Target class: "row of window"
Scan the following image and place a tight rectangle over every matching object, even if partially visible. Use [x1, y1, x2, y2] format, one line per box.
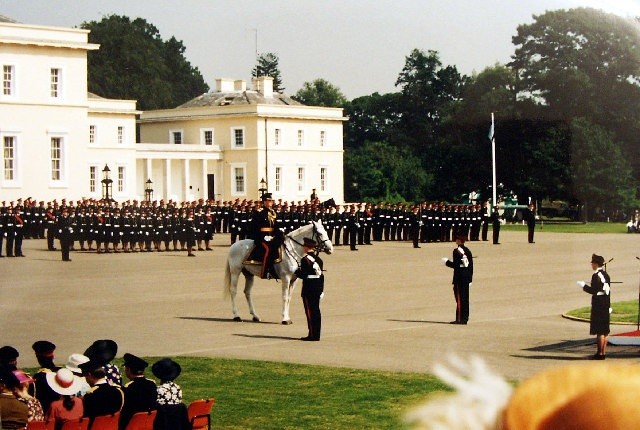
[171, 128, 328, 148]
[3, 64, 63, 99]
[232, 165, 328, 196]
[89, 124, 127, 145]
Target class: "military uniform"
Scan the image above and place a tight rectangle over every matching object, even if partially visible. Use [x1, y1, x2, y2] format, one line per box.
[296, 238, 324, 341]
[444, 236, 474, 324]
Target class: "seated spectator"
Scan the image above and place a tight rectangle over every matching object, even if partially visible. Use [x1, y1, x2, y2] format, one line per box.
[0, 346, 19, 370]
[151, 358, 190, 430]
[84, 339, 122, 386]
[627, 219, 636, 233]
[45, 368, 84, 430]
[31, 340, 61, 414]
[13, 369, 44, 422]
[0, 366, 29, 429]
[79, 359, 124, 423]
[64, 353, 91, 396]
[119, 353, 157, 430]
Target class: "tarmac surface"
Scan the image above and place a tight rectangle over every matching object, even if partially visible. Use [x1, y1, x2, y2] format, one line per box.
[3, 229, 640, 381]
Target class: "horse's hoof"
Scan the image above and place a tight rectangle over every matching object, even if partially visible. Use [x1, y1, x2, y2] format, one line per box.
[252, 316, 261, 322]
[233, 317, 242, 322]
[281, 320, 293, 325]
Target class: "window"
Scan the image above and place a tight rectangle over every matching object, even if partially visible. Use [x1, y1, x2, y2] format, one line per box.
[50, 137, 62, 181]
[202, 129, 214, 145]
[232, 128, 245, 147]
[3, 136, 16, 181]
[232, 166, 246, 194]
[3, 65, 14, 96]
[89, 166, 97, 193]
[50, 68, 61, 98]
[275, 166, 282, 192]
[320, 130, 326, 147]
[117, 166, 125, 192]
[297, 167, 305, 192]
[117, 126, 124, 144]
[89, 125, 96, 144]
[297, 130, 304, 146]
[171, 130, 183, 145]
[320, 167, 327, 192]
[274, 129, 281, 146]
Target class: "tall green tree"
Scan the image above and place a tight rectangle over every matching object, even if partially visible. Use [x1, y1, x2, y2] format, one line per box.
[293, 78, 347, 107]
[252, 52, 285, 92]
[81, 15, 208, 110]
[343, 92, 402, 150]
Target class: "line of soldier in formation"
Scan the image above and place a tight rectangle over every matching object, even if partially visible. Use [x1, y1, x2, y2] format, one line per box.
[0, 197, 491, 258]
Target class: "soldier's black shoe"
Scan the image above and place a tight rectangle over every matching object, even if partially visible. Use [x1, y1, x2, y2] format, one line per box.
[300, 336, 319, 341]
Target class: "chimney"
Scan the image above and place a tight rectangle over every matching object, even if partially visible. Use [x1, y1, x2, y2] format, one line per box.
[252, 76, 274, 98]
[234, 80, 246, 91]
[215, 78, 236, 92]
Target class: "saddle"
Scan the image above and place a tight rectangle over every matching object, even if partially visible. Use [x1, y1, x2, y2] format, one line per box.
[244, 243, 283, 266]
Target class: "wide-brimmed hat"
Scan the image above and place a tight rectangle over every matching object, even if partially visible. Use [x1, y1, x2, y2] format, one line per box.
[84, 339, 118, 366]
[123, 353, 148, 372]
[46, 368, 83, 395]
[12, 370, 34, 385]
[65, 354, 90, 374]
[591, 254, 605, 266]
[151, 358, 181, 381]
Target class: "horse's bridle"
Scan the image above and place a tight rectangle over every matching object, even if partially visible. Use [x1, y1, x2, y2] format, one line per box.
[285, 222, 330, 260]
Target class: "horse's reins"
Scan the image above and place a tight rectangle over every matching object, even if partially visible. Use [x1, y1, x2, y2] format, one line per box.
[283, 223, 329, 265]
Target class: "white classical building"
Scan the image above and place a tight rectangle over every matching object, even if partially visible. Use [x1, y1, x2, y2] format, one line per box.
[0, 17, 346, 204]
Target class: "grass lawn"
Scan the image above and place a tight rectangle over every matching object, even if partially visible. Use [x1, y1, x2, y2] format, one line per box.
[566, 299, 640, 324]
[501, 221, 626, 234]
[27, 358, 451, 430]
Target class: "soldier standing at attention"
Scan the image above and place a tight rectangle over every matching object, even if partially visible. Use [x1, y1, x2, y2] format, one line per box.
[523, 203, 537, 243]
[577, 254, 611, 360]
[441, 235, 474, 325]
[296, 237, 324, 341]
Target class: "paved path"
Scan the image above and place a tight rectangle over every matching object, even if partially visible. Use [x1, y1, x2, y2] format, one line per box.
[3, 230, 639, 380]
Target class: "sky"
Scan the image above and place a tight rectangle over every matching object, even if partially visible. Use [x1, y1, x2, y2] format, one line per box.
[3, 0, 640, 99]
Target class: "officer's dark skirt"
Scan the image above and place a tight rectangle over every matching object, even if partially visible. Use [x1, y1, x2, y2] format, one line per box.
[590, 296, 610, 335]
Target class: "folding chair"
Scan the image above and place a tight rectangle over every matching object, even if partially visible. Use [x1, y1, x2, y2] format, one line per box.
[89, 412, 120, 430]
[124, 410, 157, 430]
[26, 421, 54, 430]
[60, 417, 90, 430]
[187, 398, 215, 430]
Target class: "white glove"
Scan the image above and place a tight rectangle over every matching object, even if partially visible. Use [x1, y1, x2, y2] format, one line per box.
[469, 283, 472, 287]
[577, 281, 586, 287]
[441, 257, 448, 265]
[320, 292, 325, 300]
[264, 235, 272, 242]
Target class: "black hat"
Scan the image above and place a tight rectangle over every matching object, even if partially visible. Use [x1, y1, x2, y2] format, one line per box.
[32, 340, 56, 357]
[303, 237, 317, 247]
[151, 358, 181, 381]
[78, 359, 103, 374]
[84, 339, 118, 366]
[0, 346, 19, 364]
[591, 254, 605, 266]
[123, 353, 148, 371]
[455, 234, 467, 242]
[0, 366, 20, 389]
[261, 193, 273, 201]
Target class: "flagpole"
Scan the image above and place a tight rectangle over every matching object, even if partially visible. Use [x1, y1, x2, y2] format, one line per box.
[491, 112, 497, 210]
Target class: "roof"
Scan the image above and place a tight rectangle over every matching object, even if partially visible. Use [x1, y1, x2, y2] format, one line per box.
[0, 14, 18, 23]
[177, 90, 303, 109]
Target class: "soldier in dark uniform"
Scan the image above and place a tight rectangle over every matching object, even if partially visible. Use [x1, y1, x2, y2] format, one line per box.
[31, 340, 61, 414]
[13, 206, 26, 257]
[250, 193, 282, 279]
[296, 237, 325, 341]
[5, 206, 16, 257]
[56, 207, 74, 261]
[491, 206, 501, 245]
[409, 205, 422, 248]
[346, 205, 359, 251]
[333, 205, 343, 246]
[183, 209, 197, 257]
[578, 254, 611, 360]
[363, 203, 373, 245]
[442, 235, 474, 325]
[119, 353, 157, 430]
[524, 203, 537, 243]
[0, 206, 6, 257]
[481, 200, 490, 241]
[80, 360, 124, 424]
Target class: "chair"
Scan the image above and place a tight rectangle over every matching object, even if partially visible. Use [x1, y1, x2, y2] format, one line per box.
[187, 398, 215, 430]
[26, 421, 54, 430]
[124, 410, 157, 430]
[60, 417, 90, 430]
[88, 412, 119, 430]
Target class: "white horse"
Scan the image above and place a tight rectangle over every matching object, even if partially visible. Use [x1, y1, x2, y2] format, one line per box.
[223, 220, 333, 324]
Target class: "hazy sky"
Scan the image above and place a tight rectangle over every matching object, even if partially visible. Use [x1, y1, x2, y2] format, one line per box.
[4, 0, 640, 99]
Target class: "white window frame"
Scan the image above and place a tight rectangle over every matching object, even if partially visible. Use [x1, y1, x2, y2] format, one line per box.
[2, 133, 20, 186]
[2, 64, 15, 97]
[274, 128, 281, 146]
[117, 126, 125, 144]
[50, 67, 62, 99]
[297, 129, 304, 146]
[170, 129, 183, 145]
[117, 165, 126, 193]
[297, 166, 306, 193]
[89, 124, 97, 145]
[274, 166, 282, 192]
[320, 130, 326, 147]
[230, 163, 247, 196]
[320, 166, 328, 192]
[89, 165, 97, 193]
[201, 128, 214, 146]
[231, 127, 245, 148]
[48, 132, 68, 187]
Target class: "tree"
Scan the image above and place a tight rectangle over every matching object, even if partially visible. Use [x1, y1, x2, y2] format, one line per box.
[343, 92, 403, 150]
[81, 15, 208, 110]
[293, 78, 347, 107]
[252, 52, 285, 92]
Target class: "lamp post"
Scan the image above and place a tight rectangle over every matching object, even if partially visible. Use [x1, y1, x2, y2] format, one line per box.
[258, 178, 267, 198]
[145, 178, 154, 202]
[101, 164, 113, 201]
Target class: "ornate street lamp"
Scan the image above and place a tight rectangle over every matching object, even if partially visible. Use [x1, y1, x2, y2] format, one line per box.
[258, 177, 267, 198]
[101, 164, 113, 201]
[145, 178, 154, 202]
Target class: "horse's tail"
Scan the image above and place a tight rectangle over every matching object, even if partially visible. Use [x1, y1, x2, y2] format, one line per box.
[223, 255, 232, 300]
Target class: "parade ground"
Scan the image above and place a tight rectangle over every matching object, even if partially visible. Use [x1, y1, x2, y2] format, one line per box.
[3, 229, 640, 381]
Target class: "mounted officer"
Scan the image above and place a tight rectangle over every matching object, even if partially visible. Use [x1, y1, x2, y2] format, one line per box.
[249, 193, 283, 279]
